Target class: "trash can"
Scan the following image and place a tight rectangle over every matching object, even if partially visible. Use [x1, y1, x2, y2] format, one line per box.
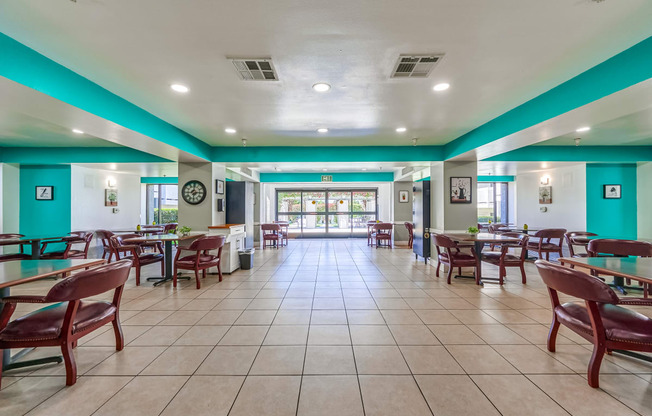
[239, 249, 255, 270]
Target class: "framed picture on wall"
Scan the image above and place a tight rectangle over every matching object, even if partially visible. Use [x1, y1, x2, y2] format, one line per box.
[105, 189, 118, 206]
[399, 190, 409, 203]
[450, 177, 472, 204]
[35, 186, 54, 200]
[216, 179, 225, 194]
[604, 184, 621, 199]
[538, 186, 552, 204]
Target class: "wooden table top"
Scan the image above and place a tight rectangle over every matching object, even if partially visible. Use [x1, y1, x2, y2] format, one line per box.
[558, 257, 652, 285]
[0, 234, 70, 244]
[0, 259, 106, 289]
[124, 232, 206, 243]
[445, 233, 521, 244]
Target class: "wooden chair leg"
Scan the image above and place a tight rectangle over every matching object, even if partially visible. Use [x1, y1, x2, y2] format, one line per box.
[546, 252, 550, 261]
[202, 269, 207, 279]
[113, 317, 124, 350]
[547, 314, 560, 352]
[458, 267, 462, 275]
[173, 265, 179, 288]
[520, 265, 527, 284]
[436, 261, 441, 277]
[588, 345, 605, 388]
[194, 269, 201, 289]
[217, 263, 223, 282]
[446, 265, 453, 284]
[135, 267, 140, 286]
[62, 342, 77, 386]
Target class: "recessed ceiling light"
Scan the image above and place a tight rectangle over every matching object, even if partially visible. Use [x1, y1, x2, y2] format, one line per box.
[225, 128, 237, 134]
[72, 129, 84, 134]
[312, 83, 331, 92]
[109, 163, 117, 170]
[396, 127, 407, 133]
[322, 168, 328, 172]
[576, 126, 591, 132]
[317, 128, 328, 133]
[433, 83, 450, 92]
[170, 84, 189, 93]
[362, 168, 367, 171]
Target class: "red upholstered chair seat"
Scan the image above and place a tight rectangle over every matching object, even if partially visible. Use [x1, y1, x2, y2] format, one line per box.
[176, 254, 220, 267]
[0, 301, 116, 342]
[527, 242, 559, 251]
[174, 236, 225, 289]
[0, 253, 31, 262]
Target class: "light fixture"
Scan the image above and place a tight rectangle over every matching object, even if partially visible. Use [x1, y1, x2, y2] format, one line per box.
[576, 126, 591, 132]
[574, 137, 582, 146]
[225, 128, 237, 134]
[109, 163, 117, 170]
[322, 168, 328, 172]
[317, 128, 328, 133]
[541, 162, 549, 169]
[362, 168, 367, 171]
[242, 138, 247, 147]
[170, 84, 189, 93]
[274, 167, 281, 172]
[312, 83, 331, 92]
[396, 127, 407, 133]
[412, 137, 418, 146]
[107, 178, 117, 187]
[433, 82, 450, 92]
[540, 175, 550, 185]
[72, 129, 84, 134]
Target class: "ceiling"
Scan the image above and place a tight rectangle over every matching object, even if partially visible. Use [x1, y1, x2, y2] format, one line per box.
[74, 162, 178, 177]
[0, 0, 650, 149]
[477, 161, 584, 176]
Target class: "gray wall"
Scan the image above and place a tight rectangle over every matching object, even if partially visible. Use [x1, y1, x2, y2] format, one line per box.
[393, 181, 413, 242]
[430, 161, 478, 232]
[178, 162, 226, 231]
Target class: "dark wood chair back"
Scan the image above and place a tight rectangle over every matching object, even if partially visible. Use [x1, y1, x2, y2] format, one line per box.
[587, 239, 652, 258]
[536, 259, 619, 304]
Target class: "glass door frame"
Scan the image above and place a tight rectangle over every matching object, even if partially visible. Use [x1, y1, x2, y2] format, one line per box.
[276, 188, 378, 238]
[477, 182, 509, 225]
[145, 183, 179, 225]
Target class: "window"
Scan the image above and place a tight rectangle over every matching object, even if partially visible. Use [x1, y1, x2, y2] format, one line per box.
[477, 182, 508, 224]
[146, 184, 179, 224]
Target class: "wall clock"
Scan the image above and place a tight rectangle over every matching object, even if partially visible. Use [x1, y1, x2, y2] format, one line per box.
[181, 180, 207, 205]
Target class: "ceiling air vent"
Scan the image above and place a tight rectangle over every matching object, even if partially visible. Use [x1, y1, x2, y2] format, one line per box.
[229, 58, 278, 81]
[391, 54, 443, 78]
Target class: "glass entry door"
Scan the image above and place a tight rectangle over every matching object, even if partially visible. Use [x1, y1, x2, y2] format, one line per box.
[276, 189, 377, 238]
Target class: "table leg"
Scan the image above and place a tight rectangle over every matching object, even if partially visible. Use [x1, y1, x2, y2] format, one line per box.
[149, 240, 189, 286]
[31, 240, 41, 259]
[613, 350, 652, 363]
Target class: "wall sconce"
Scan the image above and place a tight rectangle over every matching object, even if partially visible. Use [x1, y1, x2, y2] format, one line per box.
[540, 175, 550, 185]
[107, 178, 117, 188]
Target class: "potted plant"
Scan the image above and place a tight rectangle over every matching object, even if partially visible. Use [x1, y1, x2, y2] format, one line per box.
[178, 226, 192, 237]
[467, 226, 479, 235]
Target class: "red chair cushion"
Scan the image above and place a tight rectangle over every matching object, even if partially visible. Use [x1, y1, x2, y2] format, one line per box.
[556, 302, 652, 344]
[0, 301, 116, 342]
[527, 242, 561, 251]
[137, 253, 164, 265]
[482, 253, 522, 264]
[0, 253, 31, 262]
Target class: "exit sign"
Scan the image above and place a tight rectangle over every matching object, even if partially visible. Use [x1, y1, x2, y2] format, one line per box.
[321, 175, 333, 182]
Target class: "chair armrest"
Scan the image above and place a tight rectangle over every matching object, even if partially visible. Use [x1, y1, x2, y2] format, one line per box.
[116, 245, 141, 255]
[618, 298, 652, 306]
[1, 295, 48, 304]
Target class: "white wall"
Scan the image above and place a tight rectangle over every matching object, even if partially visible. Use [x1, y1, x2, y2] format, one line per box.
[637, 162, 652, 238]
[1, 164, 20, 234]
[70, 165, 141, 231]
[515, 163, 586, 231]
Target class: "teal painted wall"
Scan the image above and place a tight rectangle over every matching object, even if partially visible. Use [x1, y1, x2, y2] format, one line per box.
[586, 164, 637, 239]
[19, 165, 72, 253]
[259, 172, 394, 182]
[477, 175, 514, 182]
[140, 177, 178, 184]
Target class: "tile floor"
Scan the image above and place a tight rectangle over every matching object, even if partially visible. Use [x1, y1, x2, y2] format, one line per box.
[1, 239, 651, 416]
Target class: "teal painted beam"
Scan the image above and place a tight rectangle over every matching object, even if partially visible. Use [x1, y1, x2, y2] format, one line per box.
[478, 175, 514, 182]
[444, 36, 652, 159]
[415, 177, 430, 182]
[0, 33, 211, 160]
[140, 177, 178, 184]
[0, 147, 172, 164]
[212, 146, 444, 163]
[260, 172, 395, 182]
[482, 146, 652, 162]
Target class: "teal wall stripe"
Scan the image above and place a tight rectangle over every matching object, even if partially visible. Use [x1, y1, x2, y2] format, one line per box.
[444, 36, 652, 159]
[415, 177, 430, 182]
[0, 147, 172, 164]
[140, 177, 178, 184]
[213, 146, 444, 163]
[0, 33, 211, 160]
[483, 146, 652, 162]
[477, 175, 514, 182]
[260, 172, 395, 182]
[586, 163, 637, 239]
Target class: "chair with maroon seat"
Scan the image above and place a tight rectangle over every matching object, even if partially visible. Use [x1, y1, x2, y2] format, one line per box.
[95, 230, 116, 261]
[0, 259, 132, 387]
[433, 234, 479, 284]
[587, 238, 652, 300]
[527, 228, 567, 260]
[487, 223, 507, 250]
[404, 222, 414, 249]
[0, 234, 30, 262]
[261, 224, 283, 249]
[535, 260, 652, 388]
[173, 235, 226, 289]
[274, 221, 289, 246]
[41, 232, 94, 260]
[110, 234, 164, 286]
[565, 231, 598, 258]
[481, 232, 529, 284]
[366, 221, 377, 246]
[373, 223, 393, 248]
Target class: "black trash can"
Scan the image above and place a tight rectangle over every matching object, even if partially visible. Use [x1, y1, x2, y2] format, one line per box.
[239, 249, 255, 270]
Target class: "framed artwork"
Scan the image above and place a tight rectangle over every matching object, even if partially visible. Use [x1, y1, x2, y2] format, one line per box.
[539, 186, 552, 204]
[450, 177, 472, 204]
[604, 184, 621, 199]
[216, 179, 225, 194]
[35, 186, 54, 200]
[399, 190, 409, 203]
[105, 189, 118, 206]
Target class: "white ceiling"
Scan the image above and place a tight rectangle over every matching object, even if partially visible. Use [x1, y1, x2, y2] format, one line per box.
[74, 162, 178, 177]
[1, 0, 650, 148]
[477, 161, 585, 176]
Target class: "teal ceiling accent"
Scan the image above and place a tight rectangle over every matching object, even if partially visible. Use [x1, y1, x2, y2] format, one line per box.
[0, 33, 211, 160]
[415, 177, 430, 182]
[212, 146, 444, 163]
[140, 177, 178, 184]
[444, 36, 652, 160]
[586, 163, 637, 239]
[0, 147, 172, 164]
[478, 175, 514, 182]
[260, 172, 395, 182]
[483, 146, 652, 162]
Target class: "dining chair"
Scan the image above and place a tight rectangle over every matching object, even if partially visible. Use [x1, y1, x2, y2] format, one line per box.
[487, 223, 507, 250]
[526, 228, 567, 260]
[373, 223, 393, 248]
[404, 222, 414, 249]
[110, 234, 164, 286]
[0, 234, 30, 262]
[0, 259, 133, 386]
[587, 238, 652, 300]
[565, 231, 598, 258]
[173, 235, 226, 289]
[367, 221, 377, 246]
[41, 232, 94, 260]
[481, 232, 529, 284]
[535, 260, 652, 388]
[261, 224, 282, 249]
[433, 234, 479, 284]
[96, 230, 116, 262]
[274, 221, 289, 246]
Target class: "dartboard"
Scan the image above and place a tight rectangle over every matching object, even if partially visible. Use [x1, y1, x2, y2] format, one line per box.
[181, 180, 207, 205]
